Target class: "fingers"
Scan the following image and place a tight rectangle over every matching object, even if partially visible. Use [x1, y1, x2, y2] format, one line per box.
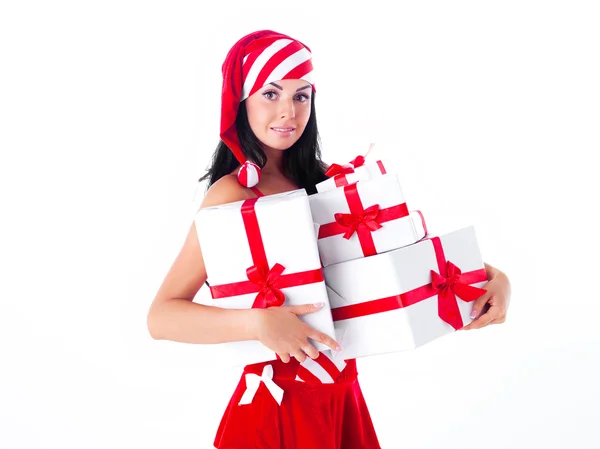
[278, 340, 326, 363]
[301, 342, 320, 360]
[470, 312, 495, 329]
[286, 302, 325, 316]
[461, 298, 492, 331]
[291, 349, 307, 364]
[470, 292, 491, 319]
[287, 336, 320, 363]
[280, 346, 317, 364]
[277, 353, 291, 363]
[308, 329, 341, 352]
[461, 304, 500, 331]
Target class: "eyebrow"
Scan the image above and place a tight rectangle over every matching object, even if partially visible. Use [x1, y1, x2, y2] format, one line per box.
[269, 82, 311, 92]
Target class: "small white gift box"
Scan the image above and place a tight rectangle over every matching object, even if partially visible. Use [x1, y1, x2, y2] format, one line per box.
[309, 174, 426, 267]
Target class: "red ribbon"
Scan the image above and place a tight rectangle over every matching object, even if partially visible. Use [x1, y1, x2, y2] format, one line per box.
[414, 210, 428, 236]
[318, 183, 409, 256]
[325, 155, 386, 187]
[209, 198, 325, 308]
[325, 163, 355, 178]
[330, 236, 487, 330]
[334, 204, 383, 239]
[246, 263, 286, 308]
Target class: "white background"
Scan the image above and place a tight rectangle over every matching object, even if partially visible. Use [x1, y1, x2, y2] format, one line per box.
[1, 1, 599, 448]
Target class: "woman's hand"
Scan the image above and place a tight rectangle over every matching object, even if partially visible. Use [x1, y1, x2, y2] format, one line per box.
[461, 263, 511, 331]
[251, 302, 341, 363]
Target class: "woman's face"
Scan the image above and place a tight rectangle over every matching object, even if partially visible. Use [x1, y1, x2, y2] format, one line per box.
[245, 78, 312, 153]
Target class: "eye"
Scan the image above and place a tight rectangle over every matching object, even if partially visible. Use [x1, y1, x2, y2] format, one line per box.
[296, 93, 310, 103]
[262, 90, 278, 100]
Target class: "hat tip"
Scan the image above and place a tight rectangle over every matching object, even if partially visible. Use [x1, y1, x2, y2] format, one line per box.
[237, 162, 261, 188]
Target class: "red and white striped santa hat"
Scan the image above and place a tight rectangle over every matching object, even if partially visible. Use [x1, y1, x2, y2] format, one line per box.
[220, 30, 316, 187]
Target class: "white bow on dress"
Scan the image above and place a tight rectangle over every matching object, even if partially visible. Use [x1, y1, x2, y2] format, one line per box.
[238, 364, 284, 406]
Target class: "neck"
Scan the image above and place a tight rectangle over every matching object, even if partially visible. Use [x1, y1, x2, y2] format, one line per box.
[259, 146, 285, 176]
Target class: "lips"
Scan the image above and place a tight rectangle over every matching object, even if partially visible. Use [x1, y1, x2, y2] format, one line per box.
[271, 127, 295, 132]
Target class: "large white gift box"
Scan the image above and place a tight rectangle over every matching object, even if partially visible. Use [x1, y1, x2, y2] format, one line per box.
[323, 226, 488, 360]
[316, 159, 387, 193]
[309, 174, 426, 267]
[195, 189, 336, 366]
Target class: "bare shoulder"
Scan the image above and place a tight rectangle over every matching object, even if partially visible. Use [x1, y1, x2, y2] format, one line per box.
[200, 174, 254, 209]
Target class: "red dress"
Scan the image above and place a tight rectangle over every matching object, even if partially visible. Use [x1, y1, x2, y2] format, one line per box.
[213, 358, 381, 449]
[213, 185, 381, 449]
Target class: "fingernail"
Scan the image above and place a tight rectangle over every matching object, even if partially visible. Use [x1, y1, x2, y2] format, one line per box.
[314, 302, 324, 307]
[336, 345, 342, 351]
[470, 310, 478, 319]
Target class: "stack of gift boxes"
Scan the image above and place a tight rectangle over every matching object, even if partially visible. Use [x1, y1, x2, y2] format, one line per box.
[194, 152, 488, 368]
[310, 156, 488, 361]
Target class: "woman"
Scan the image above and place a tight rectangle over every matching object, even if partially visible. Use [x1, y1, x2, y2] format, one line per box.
[147, 30, 511, 449]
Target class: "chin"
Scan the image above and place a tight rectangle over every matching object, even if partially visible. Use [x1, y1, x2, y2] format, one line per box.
[263, 139, 299, 152]
[272, 143, 296, 151]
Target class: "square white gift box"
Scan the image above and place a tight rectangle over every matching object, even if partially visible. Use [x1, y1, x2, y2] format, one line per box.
[195, 189, 336, 367]
[309, 174, 426, 267]
[323, 226, 488, 361]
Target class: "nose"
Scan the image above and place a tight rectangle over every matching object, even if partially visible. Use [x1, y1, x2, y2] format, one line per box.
[279, 97, 295, 119]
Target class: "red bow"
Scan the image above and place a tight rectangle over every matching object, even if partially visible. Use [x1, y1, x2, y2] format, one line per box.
[431, 261, 487, 330]
[325, 163, 355, 178]
[324, 155, 366, 179]
[348, 155, 365, 168]
[247, 263, 286, 308]
[334, 204, 383, 239]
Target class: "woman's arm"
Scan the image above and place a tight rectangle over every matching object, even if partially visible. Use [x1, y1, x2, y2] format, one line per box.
[146, 175, 259, 344]
[147, 175, 341, 361]
[146, 222, 264, 343]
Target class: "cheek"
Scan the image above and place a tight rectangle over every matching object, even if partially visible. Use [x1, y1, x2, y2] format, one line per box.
[298, 105, 311, 126]
[247, 108, 270, 134]
[246, 97, 271, 122]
